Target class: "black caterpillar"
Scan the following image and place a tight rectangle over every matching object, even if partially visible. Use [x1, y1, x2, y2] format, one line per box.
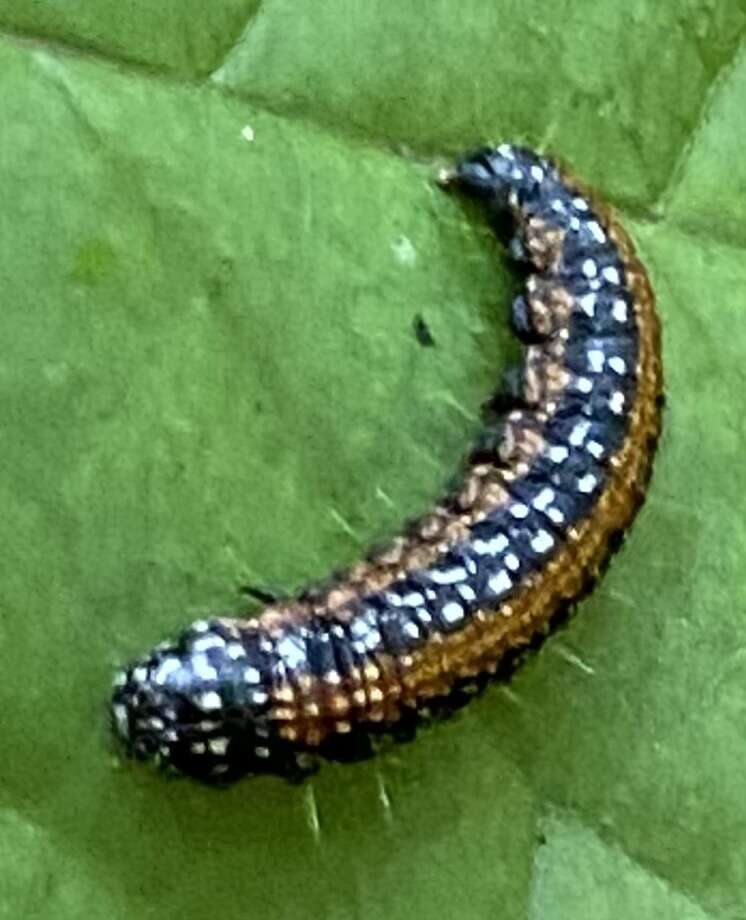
[111, 144, 663, 784]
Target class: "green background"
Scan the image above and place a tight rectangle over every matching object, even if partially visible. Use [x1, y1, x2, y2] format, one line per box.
[1, 2, 745, 918]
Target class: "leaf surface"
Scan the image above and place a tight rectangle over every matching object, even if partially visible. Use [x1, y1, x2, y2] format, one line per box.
[0, 4, 744, 918]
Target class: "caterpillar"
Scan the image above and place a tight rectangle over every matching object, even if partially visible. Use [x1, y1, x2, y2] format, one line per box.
[111, 144, 663, 784]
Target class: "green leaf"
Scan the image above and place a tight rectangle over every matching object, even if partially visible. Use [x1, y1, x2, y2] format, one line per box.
[0, 4, 744, 919]
[0, 1, 262, 76]
[529, 814, 716, 920]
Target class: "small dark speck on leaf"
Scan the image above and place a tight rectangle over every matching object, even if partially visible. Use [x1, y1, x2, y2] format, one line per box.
[208, 256, 235, 301]
[239, 583, 281, 604]
[413, 314, 436, 347]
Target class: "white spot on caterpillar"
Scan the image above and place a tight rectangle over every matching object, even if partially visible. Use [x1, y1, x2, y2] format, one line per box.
[549, 445, 569, 463]
[243, 666, 261, 684]
[192, 635, 224, 653]
[509, 502, 529, 519]
[350, 618, 369, 638]
[153, 658, 181, 684]
[587, 221, 606, 243]
[533, 487, 555, 511]
[209, 737, 229, 756]
[197, 691, 222, 712]
[401, 591, 425, 607]
[442, 602, 465, 624]
[472, 534, 509, 556]
[569, 420, 591, 447]
[609, 391, 625, 414]
[582, 259, 597, 279]
[504, 553, 520, 572]
[603, 266, 621, 285]
[608, 356, 626, 375]
[579, 293, 596, 317]
[488, 570, 513, 596]
[365, 630, 381, 651]
[277, 636, 307, 670]
[612, 299, 629, 323]
[456, 583, 476, 602]
[577, 473, 598, 494]
[587, 349, 605, 373]
[430, 566, 467, 585]
[531, 529, 554, 554]
[192, 654, 218, 682]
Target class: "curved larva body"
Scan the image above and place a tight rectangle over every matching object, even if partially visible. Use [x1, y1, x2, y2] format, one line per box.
[112, 145, 663, 784]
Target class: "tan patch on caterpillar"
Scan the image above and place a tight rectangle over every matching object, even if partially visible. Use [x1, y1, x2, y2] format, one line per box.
[522, 218, 566, 272]
[525, 276, 575, 338]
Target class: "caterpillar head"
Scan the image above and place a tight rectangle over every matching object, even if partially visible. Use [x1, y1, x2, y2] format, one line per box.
[110, 619, 276, 783]
[440, 144, 552, 205]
